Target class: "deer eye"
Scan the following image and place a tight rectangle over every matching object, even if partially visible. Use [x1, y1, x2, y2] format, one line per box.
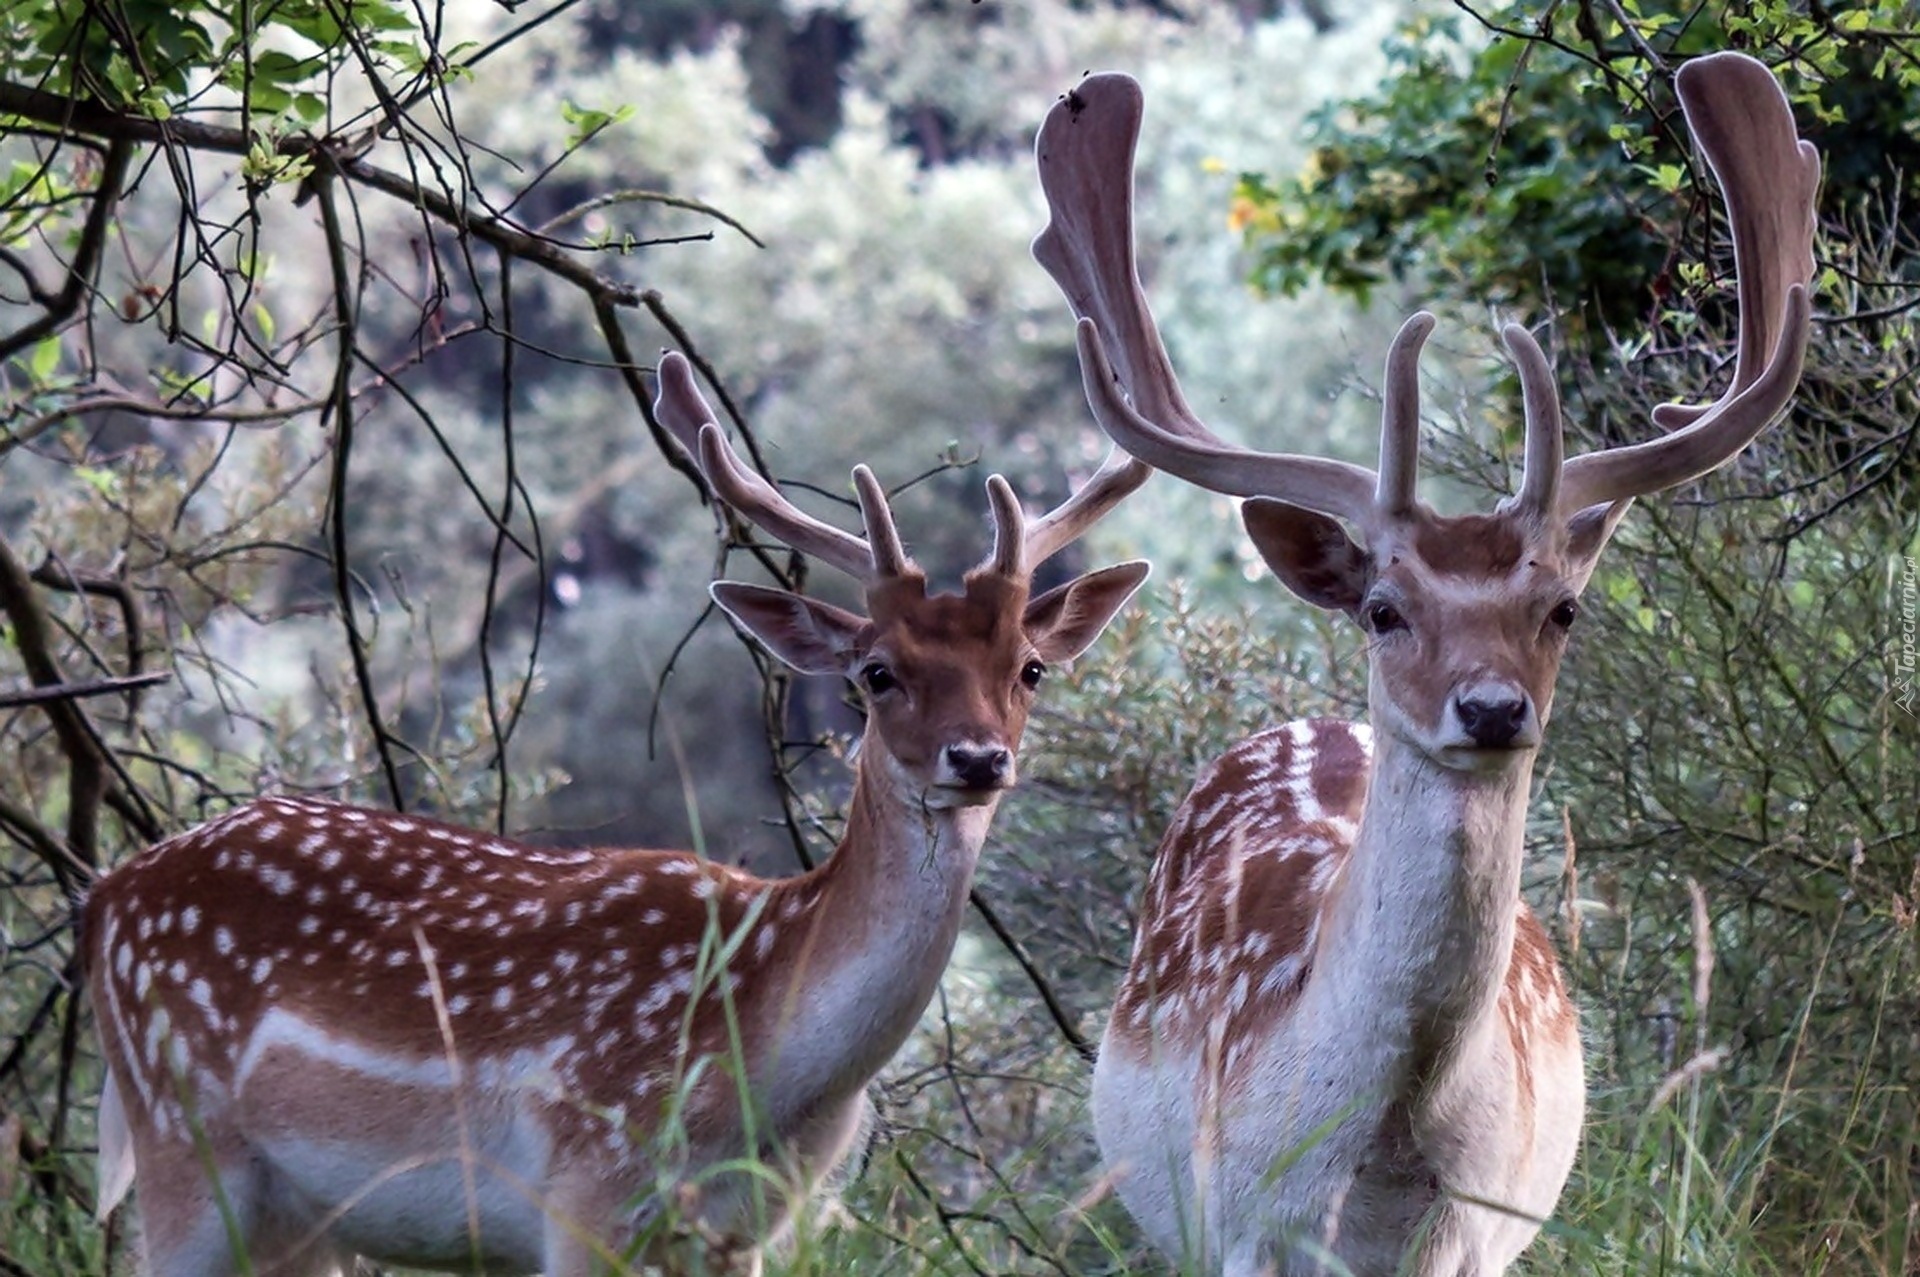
[861, 662, 897, 695]
[1364, 600, 1407, 635]
[1547, 599, 1579, 630]
[1019, 659, 1046, 690]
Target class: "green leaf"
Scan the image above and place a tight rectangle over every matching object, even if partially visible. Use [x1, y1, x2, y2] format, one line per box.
[358, 1, 420, 33]
[1639, 162, 1687, 194]
[559, 99, 635, 150]
[254, 50, 313, 81]
[29, 333, 59, 381]
[248, 83, 293, 115]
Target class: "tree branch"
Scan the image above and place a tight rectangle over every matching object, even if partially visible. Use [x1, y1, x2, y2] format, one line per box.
[0, 672, 171, 710]
[313, 166, 406, 809]
[0, 533, 103, 882]
[967, 887, 1096, 1063]
[0, 136, 133, 362]
[0, 82, 640, 309]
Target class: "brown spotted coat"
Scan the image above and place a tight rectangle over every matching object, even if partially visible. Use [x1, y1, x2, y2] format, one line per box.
[1109, 720, 1574, 1096]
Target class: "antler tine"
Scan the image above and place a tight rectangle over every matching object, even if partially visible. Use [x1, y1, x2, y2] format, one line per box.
[654, 354, 882, 579]
[1503, 323, 1564, 520]
[1558, 51, 1820, 513]
[852, 465, 912, 578]
[1035, 73, 1380, 529]
[1008, 448, 1144, 569]
[654, 351, 723, 463]
[983, 474, 1028, 579]
[1376, 313, 1435, 516]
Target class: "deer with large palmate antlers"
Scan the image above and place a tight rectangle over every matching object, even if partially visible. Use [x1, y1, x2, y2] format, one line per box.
[84, 355, 1151, 1276]
[1033, 53, 1817, 1276]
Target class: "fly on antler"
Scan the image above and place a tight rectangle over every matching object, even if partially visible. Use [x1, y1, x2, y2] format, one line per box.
[1035, 53, 1817, 1276]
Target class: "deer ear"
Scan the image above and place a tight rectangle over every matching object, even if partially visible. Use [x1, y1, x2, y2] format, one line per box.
[710, 583, 868, 675]
[1241, 497, 1371, 615]
[1025, 561, 1150, 663]
[1562, 498, 1634, 594]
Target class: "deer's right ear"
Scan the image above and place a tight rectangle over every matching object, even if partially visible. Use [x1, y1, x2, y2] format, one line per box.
[1241, 497, 1372, 615]
[710, 583, 868, 676]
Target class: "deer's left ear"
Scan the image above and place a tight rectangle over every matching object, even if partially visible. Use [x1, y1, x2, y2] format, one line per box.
[1025, 561, 1151, 663]
[1562, 498, 1635, 594]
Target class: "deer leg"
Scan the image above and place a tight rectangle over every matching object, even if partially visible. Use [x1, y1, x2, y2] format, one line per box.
[129, 1102, 358, 1277]
[126, 1127, 267, 1277]
[1406, 1205, 1500, 1277]
[540, 1164, 655, 1277]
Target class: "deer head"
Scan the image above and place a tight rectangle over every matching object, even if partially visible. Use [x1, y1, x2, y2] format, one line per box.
[1034, 54, 1818, 771]
[653, 354, 1150, 805]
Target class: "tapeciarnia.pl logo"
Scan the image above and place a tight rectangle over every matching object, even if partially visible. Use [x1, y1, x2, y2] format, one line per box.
[1896, 555, 1917, 718]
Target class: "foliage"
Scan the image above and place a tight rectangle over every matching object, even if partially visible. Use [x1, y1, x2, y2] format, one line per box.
[1542, 454, 1919, 1270]
[495, 0, 1418, 846]
[2, 0, 429, 126]
[1231, 2, 1920, 328]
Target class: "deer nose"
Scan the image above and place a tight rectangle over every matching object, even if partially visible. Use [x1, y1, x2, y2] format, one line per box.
[1454, 688, 1532, 749]
[943, 743, 1013, 790]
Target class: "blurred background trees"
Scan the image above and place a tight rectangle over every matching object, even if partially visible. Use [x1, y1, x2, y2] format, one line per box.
[2, 0, 1915, 1273]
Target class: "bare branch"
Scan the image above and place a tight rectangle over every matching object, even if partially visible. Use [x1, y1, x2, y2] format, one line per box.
[0, 137, 133, 361]
[0, 533, 103, 880]
[967, 888, 1096, 1063]
[313, 167, 406, 810]
[0, 83, 640, 309]
[0, 673, 171, 710]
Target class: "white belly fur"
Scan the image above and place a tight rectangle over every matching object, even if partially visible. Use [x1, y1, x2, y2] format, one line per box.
[233, 1009, 563, 1272]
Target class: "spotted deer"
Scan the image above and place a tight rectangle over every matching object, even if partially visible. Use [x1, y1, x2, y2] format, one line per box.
[84, 352, 1151, 1275]
[1033, 55, 1818, 1275]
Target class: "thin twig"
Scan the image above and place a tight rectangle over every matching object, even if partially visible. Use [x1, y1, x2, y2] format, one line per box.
[0, 83, 640, 307]
[967, 887, 1096, 1063]
[0, 672, 171, 710]
[0, 533, 104, 881]
[313, 166, 405, 810]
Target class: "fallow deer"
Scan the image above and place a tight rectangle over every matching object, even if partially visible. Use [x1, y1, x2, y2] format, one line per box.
[1032, 54, 1818, 1275]
[84, 353, 1152, 1275]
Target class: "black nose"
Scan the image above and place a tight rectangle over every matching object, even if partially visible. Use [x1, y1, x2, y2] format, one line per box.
[1456, 692, 1530, 749]
[945, 744, 1011, 789]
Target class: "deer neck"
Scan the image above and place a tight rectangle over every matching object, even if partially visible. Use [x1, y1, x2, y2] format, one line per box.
[753, 748, 993, 1115]
[816, 760, 993, 983]
[1311, 731, 1532, 1085]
